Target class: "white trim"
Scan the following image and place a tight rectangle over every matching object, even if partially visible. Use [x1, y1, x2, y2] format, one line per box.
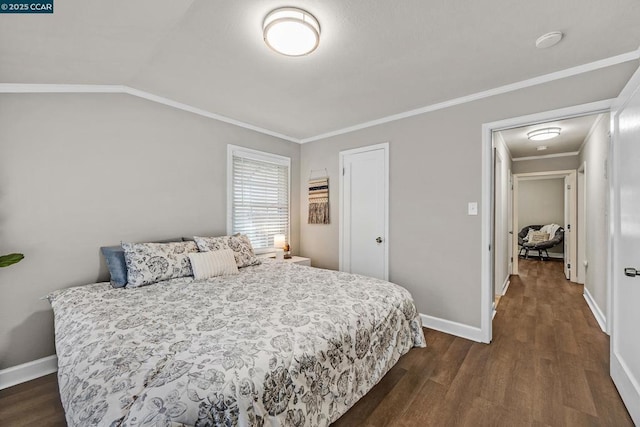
[420, 313, 484, 343]
[482, 101, 612, 344]
[500, 277, 510, 295]
[339, 143, 390, 281]
[2, 49, 637, 146]
[481, 121, 494, 343]
[122, 88, 298, 143]
[226, 145, 291, 253]
[0, 83, 125, 93]
[512, 151, 580, 161]
[583, 287, 607, 333]
[611, 352, 640, 425]
[0, 84, 300, 143]
[299, 51, 638, 143]
[0, 355, 57, 390]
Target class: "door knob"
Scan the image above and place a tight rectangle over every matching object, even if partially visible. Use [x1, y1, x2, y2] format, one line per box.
[624, 267, 640, 277]
[376, 237, 383, 244]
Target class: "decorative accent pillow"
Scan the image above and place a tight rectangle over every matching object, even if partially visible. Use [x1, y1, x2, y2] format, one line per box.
[122, 241, 198, 288]
[188, 249, 239, 280]
[524, 228, 536, 242]
[193, 234, 261, 268]
[101, 238, 184, 288]
[529, 231, 550, 243]
[100, 246, 129, 288]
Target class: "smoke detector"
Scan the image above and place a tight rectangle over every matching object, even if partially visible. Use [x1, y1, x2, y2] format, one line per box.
[536, 31, 563, 49]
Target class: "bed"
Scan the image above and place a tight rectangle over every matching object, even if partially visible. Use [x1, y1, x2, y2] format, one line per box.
[49, 259, 426, 426]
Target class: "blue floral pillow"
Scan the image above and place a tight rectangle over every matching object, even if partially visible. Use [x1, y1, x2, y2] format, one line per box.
[122, 241, 198, 288]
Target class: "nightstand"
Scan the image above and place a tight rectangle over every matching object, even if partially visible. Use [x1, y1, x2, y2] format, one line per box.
[285, 256, 311, 266]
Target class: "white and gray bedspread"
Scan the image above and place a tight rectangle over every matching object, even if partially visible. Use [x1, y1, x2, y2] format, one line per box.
[49, 260, 426, 427]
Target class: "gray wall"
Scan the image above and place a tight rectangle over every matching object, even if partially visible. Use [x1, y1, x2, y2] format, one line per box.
[299, 63, 636, 328]
[517, 179, 565, 254]
[512, 155, 580, 174]
[0, 93, 300, 369]
[578, 114, 610, 318]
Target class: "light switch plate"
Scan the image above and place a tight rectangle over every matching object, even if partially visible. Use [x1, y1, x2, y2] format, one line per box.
[468, 202, 478, 216]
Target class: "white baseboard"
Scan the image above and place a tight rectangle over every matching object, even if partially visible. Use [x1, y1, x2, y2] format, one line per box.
[611, 351, 640, 425]
[501, 276, 510, 295]
[521, 252, 564, 259]
[583, 287, 607, 333]
[0, 355, 58, 390]
[420, 313, 483, 342]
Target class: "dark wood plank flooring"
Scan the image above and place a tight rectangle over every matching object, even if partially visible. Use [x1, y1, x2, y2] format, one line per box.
[0, 259, 632, 426]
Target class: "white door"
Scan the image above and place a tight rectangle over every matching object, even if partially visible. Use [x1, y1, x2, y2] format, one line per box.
[610, 68, 640, 424]
[564, 176, 571, 280]
[494, 151, 507, 297]
[340, 143, 389, 280]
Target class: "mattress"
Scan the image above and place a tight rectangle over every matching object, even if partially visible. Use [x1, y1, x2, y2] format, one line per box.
[49, 259, 426, 426]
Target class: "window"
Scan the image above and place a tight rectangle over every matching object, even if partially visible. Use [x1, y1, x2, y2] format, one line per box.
[227, 145, 290, 253]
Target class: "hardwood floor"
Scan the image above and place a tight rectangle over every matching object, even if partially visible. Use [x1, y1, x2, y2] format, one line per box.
[0, 259, 632, 426]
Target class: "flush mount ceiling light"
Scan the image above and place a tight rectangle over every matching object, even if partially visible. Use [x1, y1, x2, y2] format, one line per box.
[263, 7, 320, 56]
[536, 31, 563, 49]
[527, 127, 561, 141]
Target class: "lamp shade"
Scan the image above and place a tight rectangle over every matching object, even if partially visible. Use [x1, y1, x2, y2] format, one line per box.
[274, 234, 286, 249]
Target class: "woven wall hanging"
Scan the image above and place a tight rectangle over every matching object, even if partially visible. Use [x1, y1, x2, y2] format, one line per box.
[308, 174, 330, 224]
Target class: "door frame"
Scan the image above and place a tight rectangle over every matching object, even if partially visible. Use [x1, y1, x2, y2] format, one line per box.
[511, 170, 577, 279]
[338, 142, 390, 280]
[577, 162, 587, 284]
[480, 99, 613, 343]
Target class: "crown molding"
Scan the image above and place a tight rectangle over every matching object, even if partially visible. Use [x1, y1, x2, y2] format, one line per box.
[0, 83, 301, 143]
[1, 48, 638, 145]
[0, 83, 124, 93]
[122, 87, 300, 143]
[299, 49, 640, 143]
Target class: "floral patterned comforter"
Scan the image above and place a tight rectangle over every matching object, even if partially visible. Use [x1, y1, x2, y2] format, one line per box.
[49, 260, 426, 427]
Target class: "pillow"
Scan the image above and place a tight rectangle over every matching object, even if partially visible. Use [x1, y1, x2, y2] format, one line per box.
[100, 246, 129, 288]
[194, 234, 261, 268]
[524, 228, 536, 242]
[122, 241, 198, 288]
[188, 249, 239, 280]
[100, 238, 184, 288]
[529, 231, 550, 243]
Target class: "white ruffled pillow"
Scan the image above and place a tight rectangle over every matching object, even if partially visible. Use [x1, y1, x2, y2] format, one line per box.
[188, 249, 239, 280]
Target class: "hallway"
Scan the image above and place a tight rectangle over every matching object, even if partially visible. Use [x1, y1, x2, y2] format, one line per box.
[333, 258, 633, 426]
[489, 259, 632, 425]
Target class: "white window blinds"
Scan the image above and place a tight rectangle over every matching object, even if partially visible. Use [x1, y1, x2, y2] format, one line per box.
[228, 146, 290, 252]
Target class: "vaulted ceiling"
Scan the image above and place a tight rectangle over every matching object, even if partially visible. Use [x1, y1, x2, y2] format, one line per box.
[2, 0, 640, 140]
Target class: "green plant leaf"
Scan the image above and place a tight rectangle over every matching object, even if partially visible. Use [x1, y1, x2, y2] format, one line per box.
[0, 253, 24, 268]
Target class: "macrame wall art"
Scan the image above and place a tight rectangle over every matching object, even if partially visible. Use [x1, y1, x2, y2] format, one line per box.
[308, 169, 330, 224]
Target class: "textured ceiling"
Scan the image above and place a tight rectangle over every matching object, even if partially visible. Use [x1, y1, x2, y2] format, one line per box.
[499, 114, 599, 159]
[1, 0, 640, 139]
